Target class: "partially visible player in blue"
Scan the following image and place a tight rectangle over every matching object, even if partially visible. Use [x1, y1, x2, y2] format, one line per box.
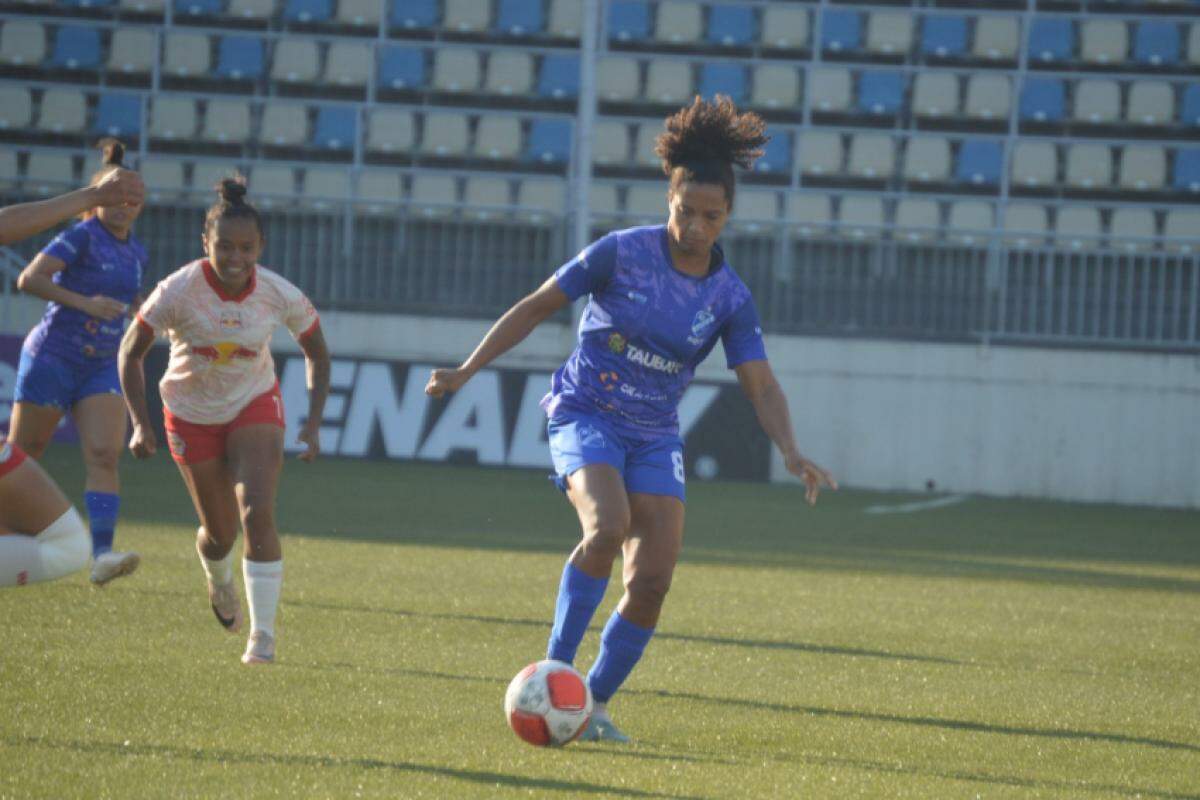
[427, 96, 837, 743]
[11, 138, 147, 586]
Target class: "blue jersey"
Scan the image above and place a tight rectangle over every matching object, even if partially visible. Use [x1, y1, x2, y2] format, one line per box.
[23, 217, 146, 364]
[544, 225, 767, 435]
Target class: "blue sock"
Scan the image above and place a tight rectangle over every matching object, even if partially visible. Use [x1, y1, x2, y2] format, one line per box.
[84, 491, 120, 557]
[587, 611, 655, 703]
[546, 562, 608, 665]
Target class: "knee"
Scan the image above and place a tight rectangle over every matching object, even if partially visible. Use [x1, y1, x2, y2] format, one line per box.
[581, 513, 630, 559]
[625, 569, 673, 609]
[83, 443, 121, 473]
[37, 507, 90, 580]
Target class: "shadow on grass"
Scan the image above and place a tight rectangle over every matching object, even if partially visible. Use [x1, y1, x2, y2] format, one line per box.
[5, 735, 712, 800]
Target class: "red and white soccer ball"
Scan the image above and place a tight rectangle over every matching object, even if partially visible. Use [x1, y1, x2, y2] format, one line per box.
[504, 659, 593, 746]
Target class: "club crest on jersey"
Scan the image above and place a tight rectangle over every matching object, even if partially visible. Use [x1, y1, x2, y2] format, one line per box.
[608, 333, 627, 354]
[688, 308, 716, 345]
[192, 342, 258, 365]
[220, 311, 243, 330]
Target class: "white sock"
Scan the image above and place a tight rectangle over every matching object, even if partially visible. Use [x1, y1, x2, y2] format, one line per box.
[198, 544, 235, 586]
[243, 559, 283, 636]
[0, 508, 89, 587]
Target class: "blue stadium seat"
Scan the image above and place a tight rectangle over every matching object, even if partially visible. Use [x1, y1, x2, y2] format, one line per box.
[1019, 78, 1066, 122]
[857, 71, 904, 115]
[537, 54, 581, 99]
[1028, 18, 1074, 63]
[312, 106, 357, 150]
[956, 140, 1004, 185]
[706, 4, 756, 47]
[698, 63, 747, 104]
[49, 26, 102, 70]
[524, 118, 572, 164]
[1182, 84, 1200, 126]
[92, 93, 142, 138]
[378, 46, 426, 90]
[391, 0, 438, 29]
[1173, 148, 1200, 192]
[821, 10, 861, 53]
[61, 0, 115, 8]
[1134, 21, 1180, 66]
[214, 36, 264, 81]
[920, 16, 967, 58]
[608, 1, 651, 42]
[174, 0, 223, 15]
[284, 0, 332, 23]
[495, 0, 544, 36]
[756, 131, 792, 174]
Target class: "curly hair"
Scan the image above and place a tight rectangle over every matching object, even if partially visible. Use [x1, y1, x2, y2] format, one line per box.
[204, 175, 264, 238]
[654, 95, 768, 207]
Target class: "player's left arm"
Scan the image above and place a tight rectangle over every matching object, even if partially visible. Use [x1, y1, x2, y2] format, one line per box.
[295, 324, 330, 463]
[734, 359, 837, 506]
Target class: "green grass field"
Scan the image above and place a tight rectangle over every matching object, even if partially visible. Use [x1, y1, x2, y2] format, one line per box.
[2, 444, 1198, 799]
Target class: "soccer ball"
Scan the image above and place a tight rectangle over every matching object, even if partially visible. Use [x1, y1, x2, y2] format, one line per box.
[504, 659, 592, 746]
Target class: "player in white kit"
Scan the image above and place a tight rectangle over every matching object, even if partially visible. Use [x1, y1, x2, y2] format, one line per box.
[118, 178, 331, 664]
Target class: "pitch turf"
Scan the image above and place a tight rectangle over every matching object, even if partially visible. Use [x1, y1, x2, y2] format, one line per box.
[2, 445, 1198, 799]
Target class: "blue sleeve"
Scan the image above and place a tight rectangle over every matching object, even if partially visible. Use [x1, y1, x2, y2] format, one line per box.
[41, 224, 90, 270]
[721, 297, 767, 369]
[553, 233, 618, 301]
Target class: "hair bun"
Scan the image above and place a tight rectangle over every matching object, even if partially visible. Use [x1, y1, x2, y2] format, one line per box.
[96, 137, 125, 168]
[217, 177, 249, 205]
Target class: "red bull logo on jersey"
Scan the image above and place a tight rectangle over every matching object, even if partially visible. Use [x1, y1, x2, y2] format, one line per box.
[625, 343, 683, 375]
[220, 311, 244, 330]
[192, 342, 258, 365]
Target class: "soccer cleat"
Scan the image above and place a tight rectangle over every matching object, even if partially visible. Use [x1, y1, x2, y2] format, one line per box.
[89, 550, 140, 586]
[207, 578, 243, 633]
[241, 631, 275, 665]
[578, 712, 630, 744]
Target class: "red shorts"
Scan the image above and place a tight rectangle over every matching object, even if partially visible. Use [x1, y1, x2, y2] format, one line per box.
[163, 384, 285, 465]
[0, 440, 28, 480]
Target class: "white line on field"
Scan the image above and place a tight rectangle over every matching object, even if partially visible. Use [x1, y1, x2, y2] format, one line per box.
[863, 495, 969, 515]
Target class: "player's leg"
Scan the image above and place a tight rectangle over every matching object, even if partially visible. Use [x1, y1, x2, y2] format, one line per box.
[10, 348, 71, 459]
[0, 448, 89, 587]
[8, 403, 64, 460]
[74, 388, 138, 583]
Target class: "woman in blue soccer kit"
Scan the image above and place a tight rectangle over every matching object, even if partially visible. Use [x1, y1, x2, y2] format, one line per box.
[10, 139, 146, 585]
[427, 96, 836, 742]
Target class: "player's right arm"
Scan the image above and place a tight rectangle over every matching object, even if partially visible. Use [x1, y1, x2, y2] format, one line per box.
[425, 276, 570, 397]
[118, 317, 158, 459]
[0, 170, 144, 246]
[17, 253, 127, 321]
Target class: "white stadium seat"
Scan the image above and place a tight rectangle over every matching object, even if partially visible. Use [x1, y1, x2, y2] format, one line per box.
[366, 108, 415, 154]
[788, 193, 832, 237]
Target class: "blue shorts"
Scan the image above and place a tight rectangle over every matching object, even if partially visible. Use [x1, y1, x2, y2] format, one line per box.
[548, 412, 686, 502]
[14, 348, 121, 411]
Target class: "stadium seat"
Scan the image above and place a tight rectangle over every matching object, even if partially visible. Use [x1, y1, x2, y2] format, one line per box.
[751, 63, 801, 110]
[912, 73, 959, 118]
[324, 41, 371, 87]
[390, 0, 438, 30]
[200, 99, 251, 144]
[356, 170, 403, 214]
[120, 0, 166, 13]
[1019, 78, 1065, 123]
[1163, 207, 1200, 253]
[920, 16, 967, 58]
[730, 189, 779, 234]
[1181, 84, 1200, 127]
[410, 173, 458, 218]
[894, 198, 941, 243]
[419, 110, 470, 157]
[653, 1, 702, 45]
[336, 0, 381, 27]
[1188, 22, 1200, 67]
[798, 130, 843, 176]
[608, 1, 651, 42]
[1134, 21, 1180, 66]
[1109, 207, 1156, 252]
[1118, 145, 1167, 191]
[301, 166, 352, 212]
[1126, 81, 1174, 126]
[49, 26, 102, 70]
[463, 175, 511, 221]
[191, 162, 237, 197]
[248, 165, 296, 209]
[1080, 19, 1128, 65]
[432, 49, 482, 93]
[839, 197, 884, 240]
[698, 63, 747, 104]
[1003, 204, 1048, 248]
[495, 0, 543, 36]
[283, 0, 332, 23]
[107, 28, 156, 75]
[633, 122, 661, 168]
[0, 20, 46, 67]
[548, 0, 583, 39]
[175, 0, 222, 15]
[62, 0, 116, 9]
[149, 96, 198, 141]
[865, 12, 913, 56]
[260, 103, 308, 147]
[485, 51, 534, 96]
[590, 182, 620, 222]
[972, 17, 1019, 61]
[444, 0, 491, 33]
[903, 137, 952, 183]
[312, 106, 356, 151]
[625, 183, 664, 222]
[36, 88, 86, 135]
[25, 151, 78, 195]
[272, 39, 320, 84]
[956, 139, 1003, 186]
[946, 200, 993, 245]
[1028, 18, 1074, 63]
[821, 9, 861, 53]
[1055, 207, 1101, 250]
[760, 5, 808, 50]
[707, 4, 756, 47]
[163, 32, 212, 78]
[139, 160, 186, 203]
[644, 61, 691, 105]
[0, 87, 32, 131]
[810, 67, 852, 113]
[538, 53, 581, 99]
[515, 178, 565, 224]
[965, 74, 1011, 121]
[857, 71, 904, 116]
[848, 133, 894, 180]
[473, 115, 522, 161]
[1071, 79, 1120, 124]
[591, 120, 629, 165]
[0, 150, 16, 192]
[365, 107, 414, 154]
[596, 57, 640, 102]
[1011, 141, 1057, 188]
[1173, 148, 1200, 192]
[228, 0, 276, 20]
[524, 119, 571, 164]
[788, 193, 832, 237]
[93, 94, 142, 139]
[214, 36, 265, 81]
[1065, 143, 1113, 189]
[756, 132, 792, 174]
[378, 46, 426, 90]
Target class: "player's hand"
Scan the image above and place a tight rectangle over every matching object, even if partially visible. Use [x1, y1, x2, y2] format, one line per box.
[784, 452, 837, 506]
[83, 295, 128, 321]
[296, 421, 320, 462]
[129, 424, 156, 459]
[425, 367, 470, 398]
[91, 167, 144, 208]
